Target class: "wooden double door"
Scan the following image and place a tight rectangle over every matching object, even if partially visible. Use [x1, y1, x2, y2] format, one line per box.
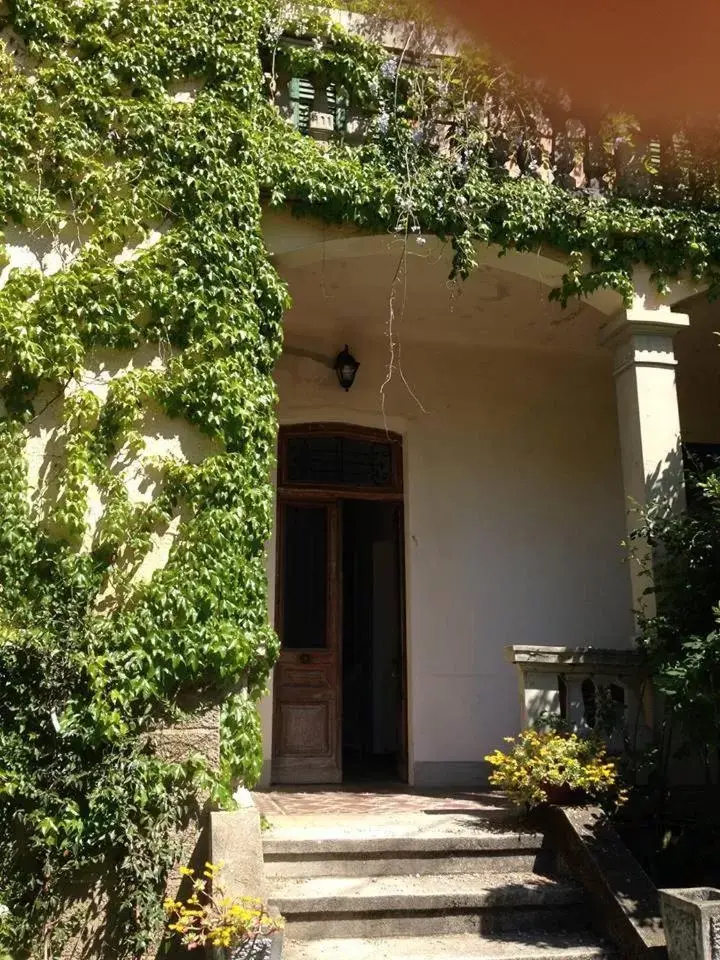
[272, 425, 406, 785]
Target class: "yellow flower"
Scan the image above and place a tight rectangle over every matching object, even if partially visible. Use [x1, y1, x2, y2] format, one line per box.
[483, 728, 623, 808]
[162, 863, 282, 948]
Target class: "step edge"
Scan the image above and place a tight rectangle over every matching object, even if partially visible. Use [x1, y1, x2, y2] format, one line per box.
[282, 945, 614, 960]
[269, 874, 573, 895]
[263, 836, 544, 855]
[283, 951, 615, 959]
[270, 888, 584, 914]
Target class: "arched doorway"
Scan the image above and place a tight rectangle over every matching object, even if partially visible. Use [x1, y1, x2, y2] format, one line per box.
[271, 423, 407, 784]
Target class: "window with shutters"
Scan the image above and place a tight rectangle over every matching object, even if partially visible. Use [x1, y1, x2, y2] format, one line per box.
[286, 77, 350, 138]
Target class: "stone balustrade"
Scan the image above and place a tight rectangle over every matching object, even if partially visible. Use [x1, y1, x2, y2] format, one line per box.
[270, 16, 671, 198]
[506, 645, 655, 752]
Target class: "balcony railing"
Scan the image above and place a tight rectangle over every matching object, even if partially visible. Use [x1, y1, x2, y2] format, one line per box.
[268, 17, 720, 206]
[506, 644, 654, 753]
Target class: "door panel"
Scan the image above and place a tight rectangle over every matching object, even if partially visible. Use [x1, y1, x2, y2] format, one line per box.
[277, 702, 331, 756]
[272, 501, 341, 784]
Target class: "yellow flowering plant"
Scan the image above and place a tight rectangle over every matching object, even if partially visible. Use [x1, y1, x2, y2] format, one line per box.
[164, 862, 283, 953]
[485, 729, 625, 809]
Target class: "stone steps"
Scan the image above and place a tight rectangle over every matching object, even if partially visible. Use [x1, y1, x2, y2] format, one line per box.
[263, 808, 611, 954]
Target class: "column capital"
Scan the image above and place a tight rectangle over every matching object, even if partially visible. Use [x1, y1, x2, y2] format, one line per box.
[600, 308, 690, 376]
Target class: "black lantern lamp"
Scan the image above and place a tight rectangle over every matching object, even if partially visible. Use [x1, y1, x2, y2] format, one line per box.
[334, 344, 360, 391]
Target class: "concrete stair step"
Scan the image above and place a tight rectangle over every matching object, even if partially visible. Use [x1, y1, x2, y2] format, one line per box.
[271, 872, 581, 913]
[270, 873, 587, 939]
[264, 830, 544, 855]
[283, 932, 615, 960]
[264, 824, 549, 877]
[266, 850, 546, 877]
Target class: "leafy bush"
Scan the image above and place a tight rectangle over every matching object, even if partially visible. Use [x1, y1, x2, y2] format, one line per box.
[485, 729, 623, 808]
[633, 470, 720, 775]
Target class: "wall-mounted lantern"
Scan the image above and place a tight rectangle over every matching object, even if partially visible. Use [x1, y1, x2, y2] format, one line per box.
[334, 344, 360, 391]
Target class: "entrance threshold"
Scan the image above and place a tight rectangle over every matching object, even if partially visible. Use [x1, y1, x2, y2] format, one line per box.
[254, 786, 508, 817]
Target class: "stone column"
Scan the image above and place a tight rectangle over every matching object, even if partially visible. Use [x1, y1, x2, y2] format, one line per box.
[601, 302, 689, 622]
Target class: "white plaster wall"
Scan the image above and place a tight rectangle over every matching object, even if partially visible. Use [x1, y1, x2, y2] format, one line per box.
[261, 333, 634, 784]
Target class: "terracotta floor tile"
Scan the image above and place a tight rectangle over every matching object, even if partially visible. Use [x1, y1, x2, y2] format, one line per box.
[252, 786, 508, 817]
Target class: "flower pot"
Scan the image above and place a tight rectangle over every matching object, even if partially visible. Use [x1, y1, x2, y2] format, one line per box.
[542, 783, 588, 806]
[660, 887, 720, 960]
[211, 930, 284, 960]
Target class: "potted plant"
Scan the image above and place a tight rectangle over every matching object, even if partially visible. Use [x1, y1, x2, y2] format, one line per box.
[165, 862, 283, 958]
[484, 728, 624, 810]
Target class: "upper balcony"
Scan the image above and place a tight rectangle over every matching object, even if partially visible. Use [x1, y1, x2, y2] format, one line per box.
[263, 9, 720, 209]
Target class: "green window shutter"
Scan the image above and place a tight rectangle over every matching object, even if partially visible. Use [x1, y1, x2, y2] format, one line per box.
[288, 77, 314, 132]
[327, 84, 349, 132]
[647, 138, 662, 174]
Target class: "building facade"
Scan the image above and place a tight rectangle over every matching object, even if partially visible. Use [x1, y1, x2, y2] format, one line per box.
[257, 209, 720, 787]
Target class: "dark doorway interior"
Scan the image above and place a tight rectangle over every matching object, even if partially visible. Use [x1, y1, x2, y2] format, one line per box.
[342, 500, 405, 782]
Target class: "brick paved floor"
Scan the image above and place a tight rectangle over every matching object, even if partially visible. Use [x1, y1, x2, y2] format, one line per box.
[252, 786, 509, 817]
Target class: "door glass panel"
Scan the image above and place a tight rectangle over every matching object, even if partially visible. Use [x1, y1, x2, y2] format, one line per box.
[286, 435, 393, 488]
[343, 438, 392, 487]
[282, 504, 328, 649]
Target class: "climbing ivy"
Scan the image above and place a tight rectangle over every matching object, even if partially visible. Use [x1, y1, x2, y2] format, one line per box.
[0, 0, 285, 954]
[4, 0, 720, 956]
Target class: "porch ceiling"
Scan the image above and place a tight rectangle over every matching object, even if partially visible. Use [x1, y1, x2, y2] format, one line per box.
[274, 247, 609, 355]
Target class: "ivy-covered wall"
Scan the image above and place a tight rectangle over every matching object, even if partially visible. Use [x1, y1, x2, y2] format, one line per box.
[0, 0, 286, 953]
[4, 0, 720, 955]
